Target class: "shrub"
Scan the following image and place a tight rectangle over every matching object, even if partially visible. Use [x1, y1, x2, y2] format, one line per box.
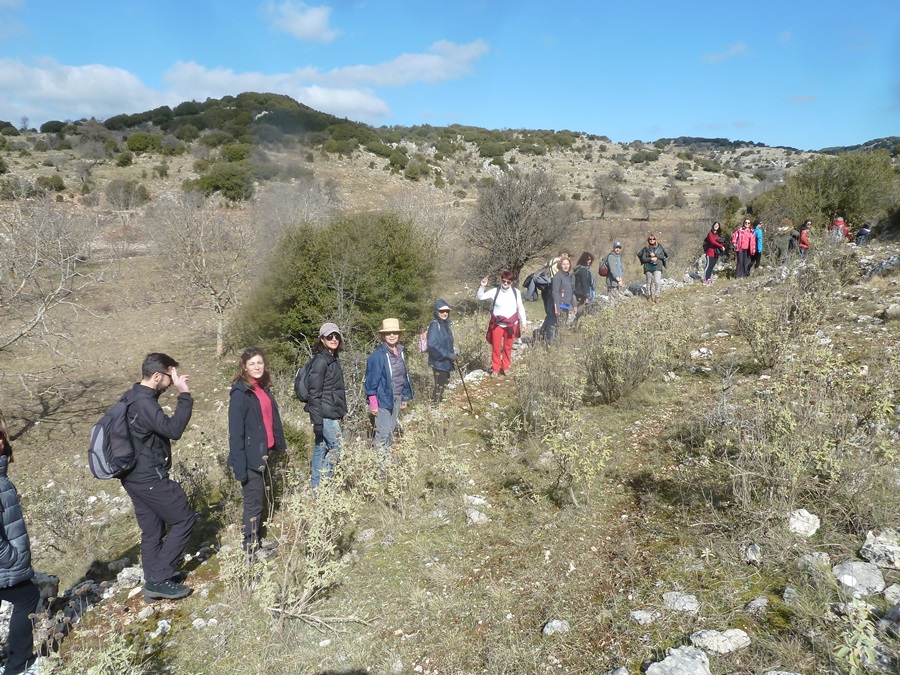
[191, 162, 255, 201]
[39, 120, 66, 134]
[221, 143, 252, 162]
[126, 132, 161, 154]
[0, 157, 7, 175]
[35, 174, 65, 192]
[116, 151, 133, 167]
[579, 302, 690, 403]
[153, 163, 169, 178]
[105, 179, 149, 209]
[230, 211, 436, 368]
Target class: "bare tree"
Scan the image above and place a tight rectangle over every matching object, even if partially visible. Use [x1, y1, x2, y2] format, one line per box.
[146, 192, 252, 357]
[464, 170, 580, 277]
[0, 198, 97, 353]
[635, 188, 654, 221]
[250, 179, 340, 251]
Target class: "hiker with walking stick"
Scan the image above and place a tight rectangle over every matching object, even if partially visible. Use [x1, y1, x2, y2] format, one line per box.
[425, 300, 457, 405]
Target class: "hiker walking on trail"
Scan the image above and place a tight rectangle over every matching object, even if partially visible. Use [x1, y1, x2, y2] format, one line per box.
[703, 223, 726, 284]
[546, 256, 574, 339]
[228, 347, 287, 557]
[572, 252, 595, 321]
[365, 319, 413, 455]
[426, 301, 457, 404]
[732, 219, 754, 278]
[750, 219, 764, 272]
[305, 324, 347, 488]
[478, 270, 527, 377]
[637, 234, 668, 302]
[121, 353, 195, 601]
[0, 414, 41, 675]
[602, 242, 625, 302]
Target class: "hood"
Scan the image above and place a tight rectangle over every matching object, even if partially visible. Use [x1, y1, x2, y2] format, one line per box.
[433, 299, 451, 320]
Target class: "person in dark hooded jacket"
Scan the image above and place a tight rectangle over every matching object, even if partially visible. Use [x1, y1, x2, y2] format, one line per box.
[0, 413, 41, 675]
[306, 323, 347, 487]
[228, 347, 287, 555]
[426, 300, 457, 404]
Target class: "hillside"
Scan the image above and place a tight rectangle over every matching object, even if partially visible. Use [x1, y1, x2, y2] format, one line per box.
[0, 94, 899, 674]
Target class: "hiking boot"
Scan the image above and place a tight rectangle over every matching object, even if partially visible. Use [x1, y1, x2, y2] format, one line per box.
[490, 371, 499, 378]
[143, 579, 191, 600]
[499, 369, 506, 377]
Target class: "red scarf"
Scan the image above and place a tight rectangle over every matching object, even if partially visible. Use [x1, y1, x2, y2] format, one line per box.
[251, 379, 275, 449]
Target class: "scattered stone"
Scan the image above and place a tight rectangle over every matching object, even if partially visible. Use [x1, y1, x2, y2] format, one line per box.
[629, 609, 660, 625]
[463, 494, 490, 508]
[860, 529, 900, 569]
[796, 552, 830, 572]
[106, 557, 129, 573]
[645, 645, 710, 675]
[137, 606, 154, 621]
[466, 509, 490, 525]
[33, 572, 59, 606]
[884, 584, 900, 605]
[603, 669, 628, 675]
[663, 591, 699, 613]
[833, 560, 886, 597]
[690, 628, 751, 654]
[783, 587, 800, 605]
[357, 528, 376, 543]
[464, 370, 487, 382]
[876, 603, 900, 638]
[541, 619, 570, 637]
[715, 331, 730, 338]
[882, 304, 900, 322]
[116, 566, 144, 588]
[741, 543, 762, 565]
[743, 597, 769, 616]
[149, 619, 171, 639]
[192, 618, 207, 629]
[788, 509, 820, 537]
[390, 659, 404, 674]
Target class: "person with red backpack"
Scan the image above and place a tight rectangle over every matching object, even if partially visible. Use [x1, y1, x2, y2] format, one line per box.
[477, 270, 527, 376]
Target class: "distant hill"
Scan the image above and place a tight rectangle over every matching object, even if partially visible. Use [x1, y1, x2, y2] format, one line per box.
[819, 136, 900, 155]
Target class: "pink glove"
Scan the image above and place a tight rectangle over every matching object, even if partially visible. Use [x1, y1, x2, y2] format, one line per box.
[368, 395, 378, 413]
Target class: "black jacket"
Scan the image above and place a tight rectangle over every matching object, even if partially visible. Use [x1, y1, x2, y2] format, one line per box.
[305, 351, 347, 425]
[228, 380, 287, 482]
[121, 383, 193, 484]
[0, 455, 33, 588]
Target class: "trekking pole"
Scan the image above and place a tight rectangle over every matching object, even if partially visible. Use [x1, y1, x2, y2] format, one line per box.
[456, 362, 474, 414]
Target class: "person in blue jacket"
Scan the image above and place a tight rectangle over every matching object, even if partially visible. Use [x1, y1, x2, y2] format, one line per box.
[0, 413, 41, 675]
[750, 219, 764, 272]
[228, 347, 287, 556]
[426, 300, 457, 404]
[365, 318, 414, 455]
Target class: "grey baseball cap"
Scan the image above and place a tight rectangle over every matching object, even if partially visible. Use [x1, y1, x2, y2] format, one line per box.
[318, 322, 342, 338]
[614, 241, 622, 248]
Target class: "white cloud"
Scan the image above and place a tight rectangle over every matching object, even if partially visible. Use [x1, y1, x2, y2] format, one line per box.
[702, 42, 747, 64]
[265, 1, 339, 43]
[163, 61, 391, 122]
[320, 39, 490, 86]
[0, 57, 167, 122]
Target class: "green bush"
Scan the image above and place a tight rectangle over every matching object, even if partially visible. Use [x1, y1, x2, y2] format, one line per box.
[230, 211, 436, 369]
[1, 126, 20, 136]
[579, 302, 690, 403]
[220, 143, 252, 162]
[105, 179, 149, 209]
[0, 157, 7, 175]
[35, 174, 65, 192]
[40, 120, 66, 134]
[191, 162, 254, 201]
[365, 141, 394, 158]
[126, 132, 161, 154]
[115, 151, 133, 167]
[388, 150, 408, 170]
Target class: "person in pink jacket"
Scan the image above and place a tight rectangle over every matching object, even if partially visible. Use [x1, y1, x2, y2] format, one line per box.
[731, 219, 755, 278]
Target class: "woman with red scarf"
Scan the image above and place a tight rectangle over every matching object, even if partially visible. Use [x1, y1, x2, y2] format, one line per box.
[477, 270, 527, 377]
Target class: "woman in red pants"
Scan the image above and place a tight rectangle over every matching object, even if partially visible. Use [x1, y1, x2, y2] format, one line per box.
[477, 270, 527, 377]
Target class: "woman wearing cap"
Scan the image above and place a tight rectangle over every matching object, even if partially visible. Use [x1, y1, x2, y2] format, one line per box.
[731, 219, 754, 278]
[0, 413, 41, 675]
[365, 318, 414, 454]
[477, 270, 527, 375]
[703, 222, 726, 284]
[426, 301, 457, 404]
[228, 347, 288, 555]
[306, 323, 347, 487]
[603, 242, 625, 302]
[637, 234, 669, 302]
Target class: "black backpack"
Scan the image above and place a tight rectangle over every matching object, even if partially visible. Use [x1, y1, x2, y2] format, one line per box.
[88, 396, 139, 480]
[294, 354, 320, 403]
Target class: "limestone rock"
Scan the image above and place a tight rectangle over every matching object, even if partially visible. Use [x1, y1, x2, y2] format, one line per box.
[860, 529, 900, 569]
[541, 619, 570, 637]
[788, 509, 820, 537]
[629, 609, 660, 625]
[833, 560, 886, 597]
[645, 645, 711, 675]
[690, 628, 751, 654]
[663, 591, 699, 613]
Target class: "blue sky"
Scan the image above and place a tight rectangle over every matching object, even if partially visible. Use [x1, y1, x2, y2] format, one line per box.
[0, 0, 897, 150]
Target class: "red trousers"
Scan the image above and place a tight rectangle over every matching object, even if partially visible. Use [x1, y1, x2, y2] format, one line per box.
[488, 323, 515, 374]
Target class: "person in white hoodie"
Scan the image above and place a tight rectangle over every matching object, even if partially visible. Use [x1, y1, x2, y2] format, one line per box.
[477, 270, 527, 377]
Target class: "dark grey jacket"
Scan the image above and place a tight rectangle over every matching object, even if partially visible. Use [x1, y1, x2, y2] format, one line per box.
[0, 455, 33, 588]
[121, 383, 193, 484]
[305, 351, 347, 425]
[228, 380, 287, 482]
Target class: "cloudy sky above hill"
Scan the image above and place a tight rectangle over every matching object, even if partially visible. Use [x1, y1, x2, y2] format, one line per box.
[0, 0, 897, 149]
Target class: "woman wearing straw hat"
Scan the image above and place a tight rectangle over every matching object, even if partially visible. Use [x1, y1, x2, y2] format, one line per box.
[365, 318, 414, 455]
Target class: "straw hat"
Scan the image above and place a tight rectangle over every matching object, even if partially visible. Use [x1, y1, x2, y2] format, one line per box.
[378, 318, 404, 334]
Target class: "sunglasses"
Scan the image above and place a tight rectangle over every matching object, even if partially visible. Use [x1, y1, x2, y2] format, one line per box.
[501, 280, 512, 285]
[323, 333, 340, 341]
